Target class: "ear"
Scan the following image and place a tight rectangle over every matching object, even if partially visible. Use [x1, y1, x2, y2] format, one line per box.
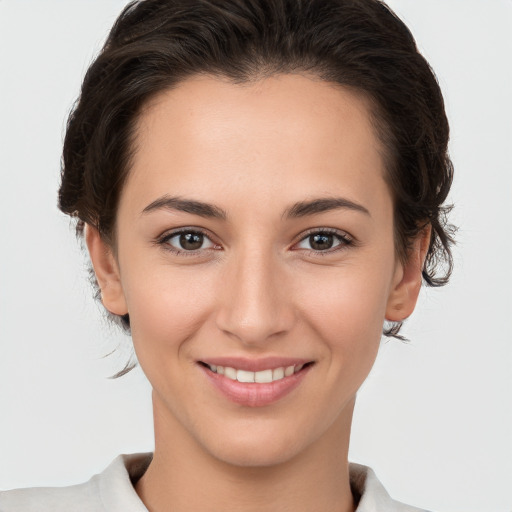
[85, 224, 128, 316]
[385, 225, 431, 322]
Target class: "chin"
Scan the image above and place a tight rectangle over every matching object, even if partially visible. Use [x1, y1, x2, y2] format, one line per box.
[195, 412, 336, 469]
[207, 433, 305, 468]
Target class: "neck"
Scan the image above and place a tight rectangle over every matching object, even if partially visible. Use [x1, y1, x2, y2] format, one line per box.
[136, 393, 356, 512]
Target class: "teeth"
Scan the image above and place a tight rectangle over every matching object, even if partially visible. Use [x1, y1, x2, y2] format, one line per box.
[236, 369, 255, 383]
[272, 367, 284, 380]
[207, 364, 307, 383]
[255, 369, 273, 383]
[224, 367, 237, 380]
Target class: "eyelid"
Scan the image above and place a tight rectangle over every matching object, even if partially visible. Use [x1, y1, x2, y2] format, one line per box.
[153, 226, 354, 256]
[292, 227, 354, 253]
[155, 226, 222, 255]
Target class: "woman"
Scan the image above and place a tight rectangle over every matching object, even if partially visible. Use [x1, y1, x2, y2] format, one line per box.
[1, 0, 455, 510]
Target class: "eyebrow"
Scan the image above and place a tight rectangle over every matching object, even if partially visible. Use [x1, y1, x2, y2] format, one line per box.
[284, 197, 370, 218]
[142, 195, 227, 219]
[141, 195, 369, 220]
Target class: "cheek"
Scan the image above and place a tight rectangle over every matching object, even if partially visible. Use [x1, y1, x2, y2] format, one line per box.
[297, 265, 392, 337]
[293, 257, 394, 374]
[121, 263, 216, 360]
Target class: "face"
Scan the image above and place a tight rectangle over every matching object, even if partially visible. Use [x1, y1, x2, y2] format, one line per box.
[89, 74, 424, 467]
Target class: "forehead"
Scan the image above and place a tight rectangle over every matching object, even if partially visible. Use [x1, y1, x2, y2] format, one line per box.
[124, 73, 389, 215]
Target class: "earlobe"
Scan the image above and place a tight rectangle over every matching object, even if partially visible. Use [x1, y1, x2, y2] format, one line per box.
[385, 225, 431, 322]
[84, 224, 128, 316]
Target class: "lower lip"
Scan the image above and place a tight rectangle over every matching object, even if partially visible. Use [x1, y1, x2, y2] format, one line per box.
[199, 364, 312, 407]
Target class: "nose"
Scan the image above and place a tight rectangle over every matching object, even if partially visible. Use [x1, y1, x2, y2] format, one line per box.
[215, 246, 295, 346]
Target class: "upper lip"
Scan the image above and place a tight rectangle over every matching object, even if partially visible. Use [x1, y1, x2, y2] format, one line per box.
[198, 356, 313, 372]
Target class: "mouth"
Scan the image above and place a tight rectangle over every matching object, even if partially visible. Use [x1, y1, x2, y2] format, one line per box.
[198, 361, 314, 383]
[197, 359, 315, 407]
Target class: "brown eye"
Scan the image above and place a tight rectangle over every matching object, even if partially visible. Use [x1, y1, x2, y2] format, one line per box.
[309, 233, 335, 251]
[180, 232, 204, 250]
[295, 230, 351, 252]
[165, 230, 215, 251]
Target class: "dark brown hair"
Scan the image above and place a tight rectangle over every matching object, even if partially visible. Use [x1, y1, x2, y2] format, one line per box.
[59, 0, 455, 350]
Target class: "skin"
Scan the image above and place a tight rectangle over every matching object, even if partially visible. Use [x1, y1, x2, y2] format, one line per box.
[86, 74, 429, 512]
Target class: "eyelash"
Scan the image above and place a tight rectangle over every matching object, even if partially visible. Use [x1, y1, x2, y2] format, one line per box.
[155, 227, 354, 256]
[293, 228, 354, 256]
[156, 228, 220, 257]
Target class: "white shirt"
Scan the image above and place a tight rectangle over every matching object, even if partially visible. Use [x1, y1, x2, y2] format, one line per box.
[0, 453, 429, 511]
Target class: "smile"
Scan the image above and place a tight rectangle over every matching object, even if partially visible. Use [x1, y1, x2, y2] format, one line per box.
[204, 363, 306, 383]
[198, 359, 314, 407]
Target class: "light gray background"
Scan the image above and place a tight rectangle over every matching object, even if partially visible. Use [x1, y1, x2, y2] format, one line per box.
[0, 1, 511, 511]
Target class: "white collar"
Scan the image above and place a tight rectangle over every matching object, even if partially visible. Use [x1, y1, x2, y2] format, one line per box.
[93, 453, 427, 512]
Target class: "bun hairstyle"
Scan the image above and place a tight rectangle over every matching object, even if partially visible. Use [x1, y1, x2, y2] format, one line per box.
[59, 0, 455, 349]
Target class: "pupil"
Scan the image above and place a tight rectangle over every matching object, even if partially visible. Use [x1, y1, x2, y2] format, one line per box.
[180, 232, 203, 250]
[310, 233, 333, 250]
